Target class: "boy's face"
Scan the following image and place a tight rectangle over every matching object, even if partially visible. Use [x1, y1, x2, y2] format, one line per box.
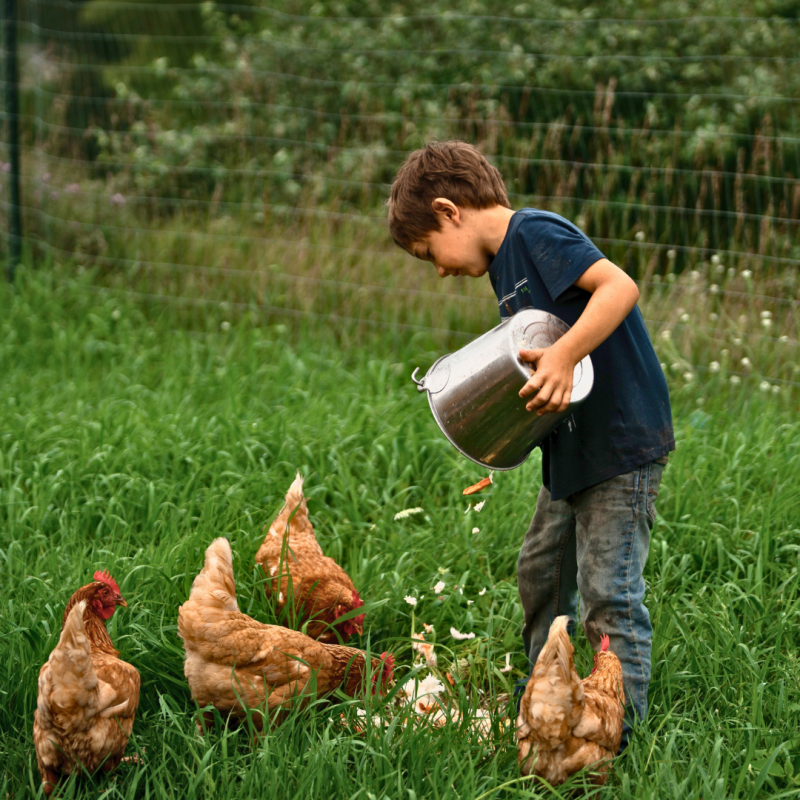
[409, 200, 491, 279]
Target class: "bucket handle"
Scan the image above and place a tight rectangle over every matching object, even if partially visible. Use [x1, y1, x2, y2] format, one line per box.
[411, 367, 426, 392]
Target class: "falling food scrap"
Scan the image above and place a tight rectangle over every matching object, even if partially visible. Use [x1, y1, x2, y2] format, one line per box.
[474, 500, 486, 512]
[450, 626, 476, 641]
[462, 473, 494, 496]
[500, 653, 513, 673]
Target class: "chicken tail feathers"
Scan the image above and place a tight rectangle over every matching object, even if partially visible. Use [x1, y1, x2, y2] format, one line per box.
[187, 537, 240, 613]
[538, 616, 575, 682]
[44, 601, 99, 712]
[284, 472, 305, 512]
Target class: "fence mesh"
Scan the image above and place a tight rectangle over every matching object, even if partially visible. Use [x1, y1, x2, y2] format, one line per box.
[2, 1, 800, 390]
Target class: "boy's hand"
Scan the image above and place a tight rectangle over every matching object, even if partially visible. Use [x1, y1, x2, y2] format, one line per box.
[519, 342, 577, 416]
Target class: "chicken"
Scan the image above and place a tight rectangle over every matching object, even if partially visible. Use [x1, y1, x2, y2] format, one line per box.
[178, 537, 393, 730]
[516, 616, 624, 787]
[255, 473, 365, 643]
[33, 572, 140, 796]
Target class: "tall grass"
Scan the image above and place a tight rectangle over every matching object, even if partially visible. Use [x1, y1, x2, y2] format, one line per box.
[1, 270, 799, 799]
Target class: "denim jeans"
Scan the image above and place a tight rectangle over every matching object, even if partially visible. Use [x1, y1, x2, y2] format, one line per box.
[516, 458, 666, 748]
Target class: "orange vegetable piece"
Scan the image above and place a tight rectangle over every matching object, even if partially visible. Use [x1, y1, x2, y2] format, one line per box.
[462, 475, 493, 496]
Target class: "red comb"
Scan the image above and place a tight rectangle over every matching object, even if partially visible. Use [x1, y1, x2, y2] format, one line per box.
[93, 570, 121, 595]
[600, 634, 610, 652]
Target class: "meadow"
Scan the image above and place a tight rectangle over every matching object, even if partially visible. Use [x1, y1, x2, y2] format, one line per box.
[1, 266, 799, 799]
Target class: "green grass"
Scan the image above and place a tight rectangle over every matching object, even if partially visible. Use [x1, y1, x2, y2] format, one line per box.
[1, 269, 800, 799]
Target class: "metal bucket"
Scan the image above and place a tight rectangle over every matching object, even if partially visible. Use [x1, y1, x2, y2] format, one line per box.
[412, 309, 594, 470]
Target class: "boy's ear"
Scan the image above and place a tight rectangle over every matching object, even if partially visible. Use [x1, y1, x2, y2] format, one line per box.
[431, 197, 460, 225]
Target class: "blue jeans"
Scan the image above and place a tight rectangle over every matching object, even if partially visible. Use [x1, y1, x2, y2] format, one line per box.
[516, 458, 666, 748]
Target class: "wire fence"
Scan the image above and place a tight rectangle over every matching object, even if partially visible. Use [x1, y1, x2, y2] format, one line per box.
[2, 1, 800, 393]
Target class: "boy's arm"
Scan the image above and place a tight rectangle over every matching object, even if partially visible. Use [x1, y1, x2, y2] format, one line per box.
[519, 258, 640, 416]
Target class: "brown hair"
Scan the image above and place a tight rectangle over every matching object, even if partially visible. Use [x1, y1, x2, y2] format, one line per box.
[387, 141, 510, 251]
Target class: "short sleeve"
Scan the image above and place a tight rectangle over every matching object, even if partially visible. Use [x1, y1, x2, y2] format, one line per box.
[516, 213, 606, 301]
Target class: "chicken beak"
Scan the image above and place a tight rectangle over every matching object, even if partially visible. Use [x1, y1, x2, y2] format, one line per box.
[355, 621, 364, 635]
[116, 595, 128, 607]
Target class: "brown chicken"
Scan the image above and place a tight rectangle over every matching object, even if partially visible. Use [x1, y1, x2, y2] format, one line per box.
[33, 572, 140, 796]
[255, 473, 365, 643]
[178, 537, 393, 729]
[516, 616, 624, 786]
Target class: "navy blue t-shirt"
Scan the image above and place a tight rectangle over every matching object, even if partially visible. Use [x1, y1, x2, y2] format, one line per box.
[488, 208, 674, 500]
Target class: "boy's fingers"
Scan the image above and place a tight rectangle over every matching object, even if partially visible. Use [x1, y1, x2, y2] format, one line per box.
[527, 384, 552, 411]
[537, 388, 563, 415]
[519, 375, 543, 399]
[519, 347, 544, 364]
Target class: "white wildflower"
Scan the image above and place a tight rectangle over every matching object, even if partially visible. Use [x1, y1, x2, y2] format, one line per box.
[733, 337, 742, 346]
[680, 313, 690, 323]
[741, 357, 752, 369]
[760, 310, 772, 319]
[772, 384, 781, 394]
[779, 335, 789, 343]
[709, 284, 719, 295]
[450, 627, 476, 641]
[660, 329, 671, 340]
[395, 507, 424, 520]
[671, 362, 681, 372]
[667, 249, 676, 260]
[738, 314, 748, 325]
[660, 362, 667, 371]
[760, 380, 770, 392]
[478, 588, 487, 596]
[433, 580, 446, 594]
[472, 527, 480, 534]
[721, 349, 730, 358]
[696, 397, 705, 406]
[742, 269, 753, 279]
[709, 361, 721, 373]
[727, 268, 737, 278]
[474, 500, 486, 512]
[761, 319, 772, 330]
[220, 320, 231, 332]
[690, 270, 701, 281]
[111, 308, 121, 321]
[730, 375, 742, 385]
[711, 254, 720, 266]
[404, 596, 417, 607]
[666, 273, 676, 283]
[683, 372, 694, 382]
[500, 653, 513, 674]
[635, 231, 645, 242]
[710, 312, 719, 321]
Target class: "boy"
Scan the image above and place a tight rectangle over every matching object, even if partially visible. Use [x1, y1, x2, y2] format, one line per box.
[388, 141, 673, 748]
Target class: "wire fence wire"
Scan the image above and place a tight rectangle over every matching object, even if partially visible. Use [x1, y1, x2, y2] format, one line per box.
[2, 1, 800, 393]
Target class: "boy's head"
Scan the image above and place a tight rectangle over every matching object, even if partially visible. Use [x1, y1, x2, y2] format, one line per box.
[388, 141, 510, 277]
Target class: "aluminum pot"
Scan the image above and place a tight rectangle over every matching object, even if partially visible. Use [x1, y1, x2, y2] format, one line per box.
[412, 309, 594, 470]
